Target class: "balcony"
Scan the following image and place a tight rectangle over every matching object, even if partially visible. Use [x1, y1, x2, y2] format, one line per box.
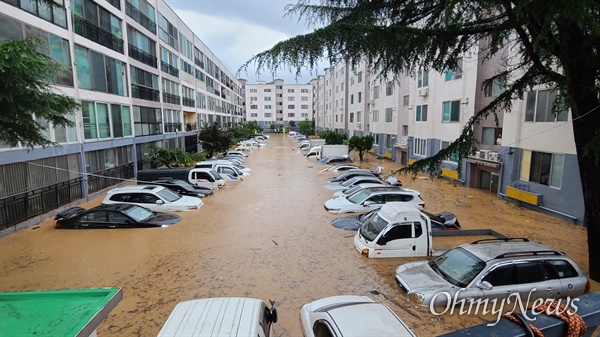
[164, 122, 182, 133]
[194, 57, 204, 69]
[72, 15, 124, 53]
[185, 122, 197, 131]
[182, 97, 195, 107]
[131, 84, 159, 101]
[163, 93, 181, 105]
[125, 1, 156, 34]
[128, 44, 157, 68]
[161, 62, 179, 77]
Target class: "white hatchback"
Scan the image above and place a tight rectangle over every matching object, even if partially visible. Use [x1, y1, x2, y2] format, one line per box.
[102, 185, 203, 212]
[300, 295, 415, 337]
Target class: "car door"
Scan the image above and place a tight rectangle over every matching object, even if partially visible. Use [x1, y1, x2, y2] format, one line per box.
[361, 194, 385, 212]
[512, 260, 561, 301]
[79, 211, 109, 228]
[134, 192, 161, 211]
[376, 222, 417, 258]
[546, 259, 587, 297]
[478, 263, 520, 300]
[107, 210, 134, 228]
[190, 171, 213, 189]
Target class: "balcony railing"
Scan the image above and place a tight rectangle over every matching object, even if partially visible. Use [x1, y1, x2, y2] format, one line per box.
[163, 93, 181, 105]
[131, 84, 160, 101]
[125, 1, 156, 34]
[161, 62, 179, 77]
[72, 15, 124, 53]
[128, 44, 157, 68]
[182, 97, 195, 107]
[194, 57, 204, 68]
[164, 122, 182, 133]
[185, 122, 197, 131]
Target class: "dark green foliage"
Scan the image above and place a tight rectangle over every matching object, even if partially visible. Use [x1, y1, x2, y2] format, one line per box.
[148, 144, 205, 168]
[299, 119, 314, 135]
[228, 121, 261, 144]
[241, 0, 600, 281]
[348, 135, 374, 161]
[288, 120, 296, 128]
[198, 123, 232, 157]
[317, 130, 348, 144]
[270, 123, 277, 131]
[0, 38, 80, 148]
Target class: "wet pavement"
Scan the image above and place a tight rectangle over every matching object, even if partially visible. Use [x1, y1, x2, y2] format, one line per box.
[0, 134, 596, 336]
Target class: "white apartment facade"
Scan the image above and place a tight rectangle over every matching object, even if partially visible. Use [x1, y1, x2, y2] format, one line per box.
[0, 0, 244, 231]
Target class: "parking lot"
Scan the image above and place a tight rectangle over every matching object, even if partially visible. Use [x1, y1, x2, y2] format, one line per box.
[0, 134, 596, 336]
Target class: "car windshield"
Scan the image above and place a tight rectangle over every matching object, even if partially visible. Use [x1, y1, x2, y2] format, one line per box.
[343, 185, 363, 195]
[347, 189, 372, 204]
[428, 248, 486, 288]
[172, 181, 194, 191]
[209, 170, 223, 180]
[341, 178, 361, 187]
[124, 206, 153, 222]
[359, 213, 388, 242]
[156, 188, 182, 202]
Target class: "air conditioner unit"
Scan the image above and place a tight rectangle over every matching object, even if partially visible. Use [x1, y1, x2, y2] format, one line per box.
[488, 152, 500, 161]
[418, 88, 429, 97]
[400, 137, 408, 147]
[369, 100, 376, 107]
[478, 150, 490, 159]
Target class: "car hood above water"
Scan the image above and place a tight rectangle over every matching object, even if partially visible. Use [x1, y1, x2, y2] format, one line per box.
[395, 261, 454, 294]
[144, 213, 182, 226]
[331, 215, 363, 230]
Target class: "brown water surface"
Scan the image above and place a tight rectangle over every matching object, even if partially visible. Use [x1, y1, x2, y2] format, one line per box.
[1, 134, 597, 336]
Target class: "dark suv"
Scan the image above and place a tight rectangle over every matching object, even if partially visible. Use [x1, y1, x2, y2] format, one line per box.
[137, 178, 213, 198]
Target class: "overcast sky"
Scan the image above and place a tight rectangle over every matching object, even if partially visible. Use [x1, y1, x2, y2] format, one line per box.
[164, 0, 327, 84]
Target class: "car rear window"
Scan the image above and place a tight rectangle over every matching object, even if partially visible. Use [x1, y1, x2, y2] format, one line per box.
[547, 260, 579, 278]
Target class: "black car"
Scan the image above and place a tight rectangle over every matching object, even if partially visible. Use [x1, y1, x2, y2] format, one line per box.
[317, 156, 353, 165]
[137, 178, 213, 198]
[331, 208, 461, 231]
[54, 204, 181, 229]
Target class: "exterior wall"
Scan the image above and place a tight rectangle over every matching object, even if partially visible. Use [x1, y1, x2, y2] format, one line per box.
[0, 0, 243, 229]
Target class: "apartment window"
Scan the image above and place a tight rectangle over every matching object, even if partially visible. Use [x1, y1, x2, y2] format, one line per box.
[485, 78, 505, 97]
[416, 105, 428, 121]
[125, 0, 156, 34]
[301, 89, 309, 93]
[288, 97, 295, 101]
[417, 70, 429, 87]
[287, 105, 295, 109]
[82, 101, 111, 139]
[249, 88, 257, 93]
[357, 71, 363, 83]
[110, 104, 132, 137]
[160, 48, 179, 76]
[287, 89, 295, 93]
[384, 108, 393, 122]
[264, 88, 272, 92]
[53, 114, 78, 143]
[264, 105, 272, 109]
[301, 113, 309, 118]
[520, 150, 564, 188]
[442, 100, 460, 122]
[72, 0, 123, 53]
[193, 47, 204, 69]
[373, 85, 380, 99]
[250, 97, 257, 101]
[130, 65, 159, 101]
[350, 113, 354, 123]
[356, 111, 361, 122]
[403, 95, 409, 107]
[441, 141, 459, 162]
[195, 69, 205, 82]
[301, 105, 309, 109]
[250, 105, 258, 109]
[358, 92, 362, 103]
[335, 114, 338, 122]
[301, 96, 309, 101]
[264, 97, 272, 101]
[402, 125, 408, 136]
[482, 127, 502, 145]
[163, 109, 181, 132]
[386, 81, 393, 96]
[250, 113, 258, 117]
[74, 45, 127, 95]
[2, 0, 67, 27]
[127, 26, 157, 67]
[264, 113, 272, 117]
[385, 135, 393, 148]
[286, 113, 295, 118]
[158, 14, 178, 49]
[525, 90, 568, 122]
[350, 95, 354, 104]
[178, 34, 193, 60]
[372, 110, 379, 122]
[444, 58, 463, 81]
[133, 106, 162, 136]
[180, 60, 193, 76]
[413, 138, 427, 156]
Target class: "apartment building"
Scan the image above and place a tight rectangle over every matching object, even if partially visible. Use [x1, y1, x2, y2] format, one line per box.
[0, 0, 244, 231]
[312, 41, 584, 224]
[242, 80, 313, 128]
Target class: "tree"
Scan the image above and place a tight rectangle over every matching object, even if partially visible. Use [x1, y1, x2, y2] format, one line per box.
[240, 1, 600, 280]
[348, 135, 374, 161]
[0, 38, 80, 148]
[270, 123, 277, 131]
[148, 145, 205, 168]
[198, 122, 232, 157]
[317, 130, 348, 144]
[299, 119, 314, 135]
[288, 120, 296, 128]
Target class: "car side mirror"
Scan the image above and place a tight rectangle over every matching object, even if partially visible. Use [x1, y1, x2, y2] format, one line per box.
[478, 281, 493, 290]
[155, 200, 164, 205]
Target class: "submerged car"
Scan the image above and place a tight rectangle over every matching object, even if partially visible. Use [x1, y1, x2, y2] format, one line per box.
[300, 295, 416, 337]
[395, 238, 590, 307]
[317, 156, 353, 165]
[102, 185, 203, 212]
[324, 187, 424, 213]
[137, 178, 213, 198]
[332, 207, 460, 231]
[319, 164, 360, 173]
[324, 176, 387, 191]
[333, 182, 397, 198]
[54, 204, 181, 229]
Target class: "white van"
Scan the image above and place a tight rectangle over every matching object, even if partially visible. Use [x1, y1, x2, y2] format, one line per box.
[195, 161, 247, 180]
[304, 145, 322, 158]
[157, 297, 277, 337]
[354, 202, 432, 258]
[136, 168, 225, 190]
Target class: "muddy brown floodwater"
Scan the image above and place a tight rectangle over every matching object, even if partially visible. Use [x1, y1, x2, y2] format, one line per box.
[1, 134, 598, 337]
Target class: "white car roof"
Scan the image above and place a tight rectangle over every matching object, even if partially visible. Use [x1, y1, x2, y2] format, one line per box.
[107, 185, 164, 193]
[378, 203, 423, 223]
[157, 298, 263, 337]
